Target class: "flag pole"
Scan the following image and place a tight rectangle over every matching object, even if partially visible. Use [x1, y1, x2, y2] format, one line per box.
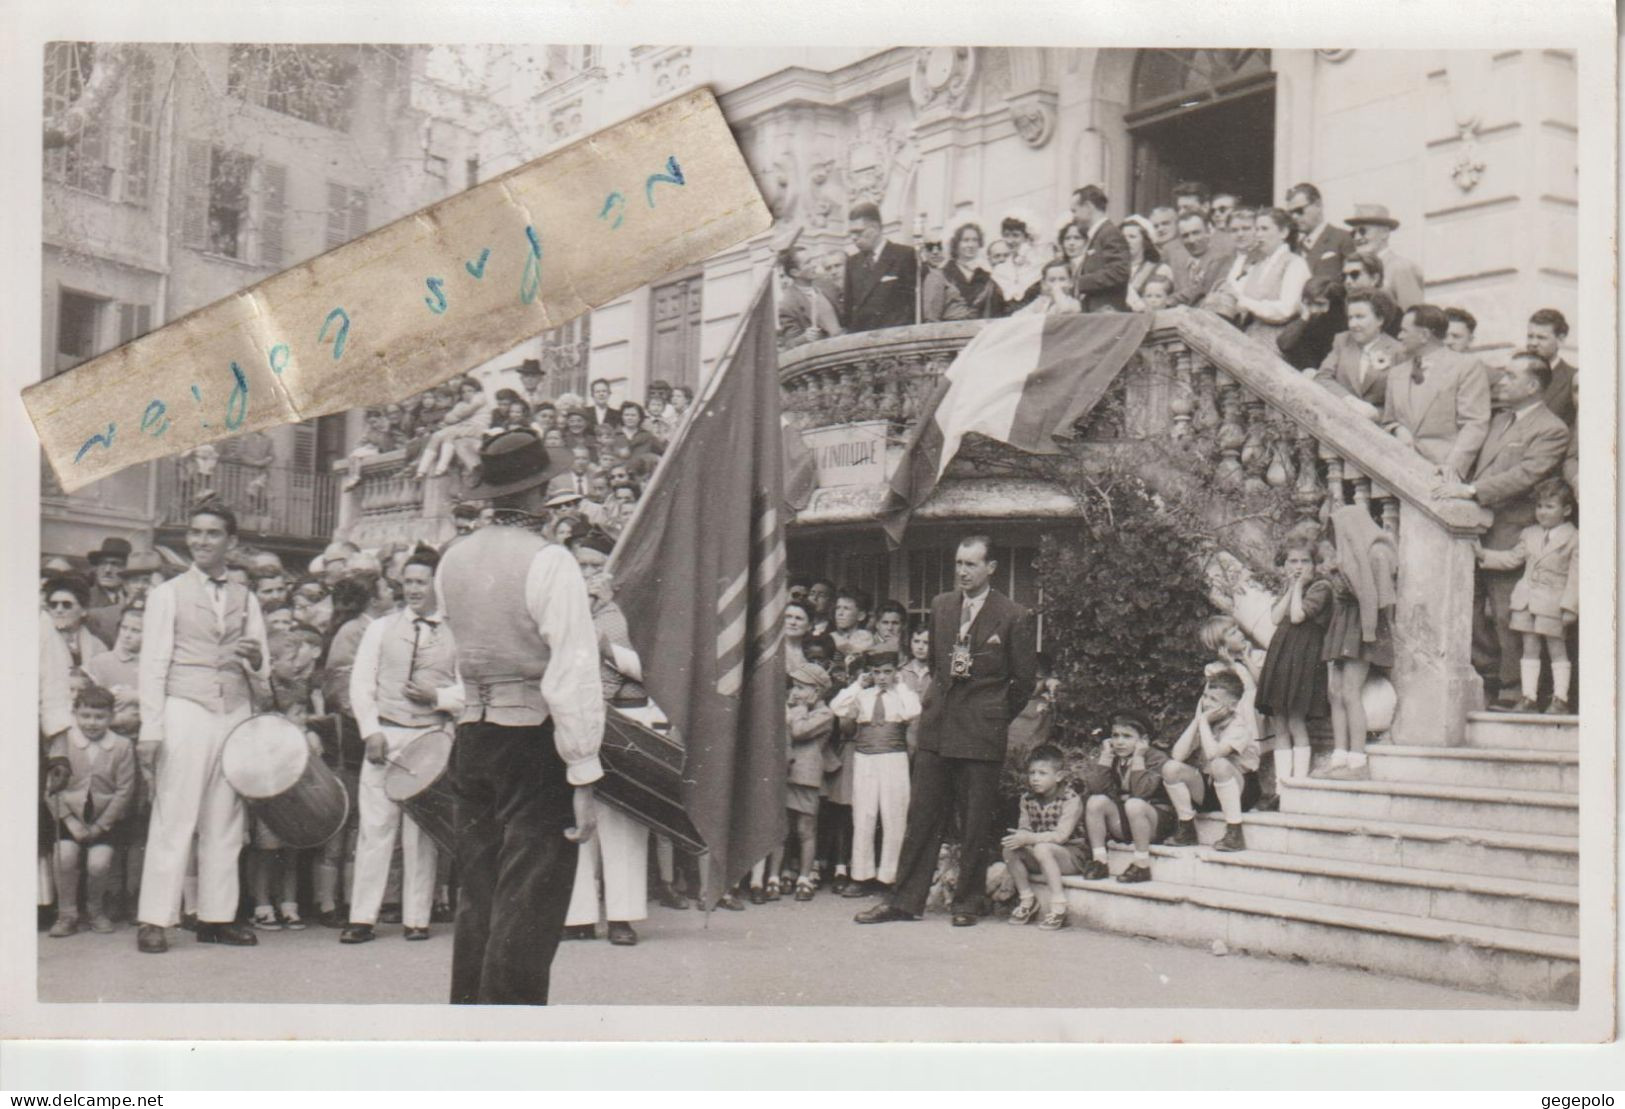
[605, 266, 777, 580]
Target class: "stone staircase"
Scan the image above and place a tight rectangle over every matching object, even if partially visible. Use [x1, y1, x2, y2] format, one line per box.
[1054, 712, 1580, 1004]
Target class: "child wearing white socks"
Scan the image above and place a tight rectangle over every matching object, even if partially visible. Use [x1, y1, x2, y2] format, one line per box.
[1475, 478, 1578, 716]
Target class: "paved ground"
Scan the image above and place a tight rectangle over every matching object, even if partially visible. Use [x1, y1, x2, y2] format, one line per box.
[37, 892, 1551, 1009]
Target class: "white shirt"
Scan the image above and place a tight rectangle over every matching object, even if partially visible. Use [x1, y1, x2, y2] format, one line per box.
[348, 608, 466, 738]
[959, 586, 990, 635]
[829, 681, 923, 725]
[137, 563, 269, 743]
[436, 543, 605, 786]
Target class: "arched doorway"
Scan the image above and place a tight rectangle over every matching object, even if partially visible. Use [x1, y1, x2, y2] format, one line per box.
[1126, 49, 1276, 214]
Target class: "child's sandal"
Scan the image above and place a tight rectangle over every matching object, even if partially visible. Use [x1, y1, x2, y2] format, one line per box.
[1037, 907, 1069, 931]
[1008, 898, 1039, 925]
[765, 879, 781, 902]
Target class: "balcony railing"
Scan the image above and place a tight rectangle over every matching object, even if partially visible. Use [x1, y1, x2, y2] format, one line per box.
[157, 457, 339, 540]
[780, 311, 1493, 746]
[332, 449, 458, 549]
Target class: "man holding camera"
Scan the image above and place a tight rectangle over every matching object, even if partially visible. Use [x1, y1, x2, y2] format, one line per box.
[855, 534, 1036, 928]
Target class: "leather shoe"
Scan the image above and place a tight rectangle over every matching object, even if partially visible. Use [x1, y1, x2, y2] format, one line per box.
[196, 922, 258, 946]
[378, 904, 403, 924]
[340, 924, 376, 944]
[607, 921, 638, 946]
[562, 924, 597, 941]
[853, 903, 916, 924]
[136, 924, 168, 954]
[951, 912, 978, 927]
[840, 880, 875, 899]
[403, 926, 430, 941]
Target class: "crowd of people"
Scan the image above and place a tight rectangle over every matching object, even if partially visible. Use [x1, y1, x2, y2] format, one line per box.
[36, 176, 1582, 952]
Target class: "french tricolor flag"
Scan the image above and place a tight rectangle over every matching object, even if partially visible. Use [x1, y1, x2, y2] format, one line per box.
[881, 312, 1152, 545]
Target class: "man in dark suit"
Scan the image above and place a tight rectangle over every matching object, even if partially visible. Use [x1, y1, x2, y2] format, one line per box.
[1286, 182, 1356, 282]
[841, 201, 918, 333]
[777, 244, 844, 349]
[1525, 309, 1577, 426]
[1433, 352, 1570, 708]
[86, 537, 132, 611]
[1168, 212, 1236, 307]
[856, 535, 1037, 928]
[1068, 185, 1131, 312]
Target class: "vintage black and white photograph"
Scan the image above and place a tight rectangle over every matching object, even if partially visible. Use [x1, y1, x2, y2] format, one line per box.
[8, 19, 1616, 1050]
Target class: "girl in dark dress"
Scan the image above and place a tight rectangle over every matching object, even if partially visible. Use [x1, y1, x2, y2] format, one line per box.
[1255, 536, 1332, 802]
[923, 222, 995, 321]
[1317, 506, 1398, 781]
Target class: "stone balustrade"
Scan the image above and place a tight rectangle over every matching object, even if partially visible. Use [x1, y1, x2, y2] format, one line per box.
[333, 450, 457, 548]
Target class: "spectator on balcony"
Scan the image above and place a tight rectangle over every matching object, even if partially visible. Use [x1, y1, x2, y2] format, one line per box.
[560, 408, 595, 453]
[1221, 208, 1311, 344]
[1430, 351, 1571, 710]
[415, 377, 490, 480]
[516, 359, 548, 411]
[841, 201, 920, 333]
[669, 385, 694, 424]
[1227, 206, 1259, 264]
[1525, 309, 1577, 427]
[344, 408, 407, 491]
[1120, 216, 1173, 313]
[644, 384, 676, 443]
[548, 447, 596, 499]
[1286, 182, 1355, 282]
[1314, 289, 1404, 420]
[1148, 206, 1178, 252]
[1139, 275, 1174, 311]
[1211, 192, 1238, 231]
[486, 397, 535, 441]
[1382, 304, 1491, 481]
[1275, 277, 1348, 371]
[922, 222, 996, 322]
[1346, 204, 1424, 311]
[778, 244, 844, 350]
[1067, 186, 1132, 313]
[618, 402, 665, 460]
[1443, 307, 1478, 355]
[224, 428, 276, 515]
[1165, 211, 1235, 308]
[918, 232, 946, 283]
[986, 237, 1040, 316]
[1016, 260, 1083, 317]
[587, 378, 621, 432]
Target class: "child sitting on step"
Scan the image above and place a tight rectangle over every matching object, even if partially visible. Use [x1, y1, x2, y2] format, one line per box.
[1473, 477, 1578, 715]
[43, 685, 136, 937]
[1076, 709, 1175, 884]
[1162, 668, 1262, 852]
[1000, 744, 1088, 931]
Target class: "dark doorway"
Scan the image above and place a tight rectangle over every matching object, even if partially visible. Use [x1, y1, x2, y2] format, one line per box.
[1126, 49, 1276, 214]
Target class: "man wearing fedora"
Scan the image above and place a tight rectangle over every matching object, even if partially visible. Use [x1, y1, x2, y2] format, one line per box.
[86, 549, 163, 648]
[435, 427, 604, 1004]
[1348, 204, 1425, 311]
[86, 538, 133, 611]
[516, 358, 548, 412]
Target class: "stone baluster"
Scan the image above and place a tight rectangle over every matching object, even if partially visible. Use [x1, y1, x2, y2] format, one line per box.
[1192, 355, 1220, 433]
[1167, 342, 1195, 439]
[1320, 443, 1347, 510]
[1292, 431, 1323, 523]
[1352, 474, 1372, 512]
[1371, 485, 1401, 537]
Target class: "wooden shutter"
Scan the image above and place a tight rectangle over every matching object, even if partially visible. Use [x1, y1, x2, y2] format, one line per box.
[325, 181, 347, 248]
[348, 189, 369, 240]
[116, 302, 152, 344]
[289, 421, 318, 471]
[259, 160, 287, 268]
[180, 141, 211, 248]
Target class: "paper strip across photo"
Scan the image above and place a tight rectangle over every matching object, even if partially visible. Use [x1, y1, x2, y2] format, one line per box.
[23, 86, 771, 492]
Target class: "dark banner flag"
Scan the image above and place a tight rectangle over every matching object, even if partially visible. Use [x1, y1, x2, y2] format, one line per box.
[608, 275, 788, 902]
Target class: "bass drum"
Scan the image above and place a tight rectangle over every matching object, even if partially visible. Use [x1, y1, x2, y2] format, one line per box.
[222, 714, 349, 849]
[599, 707, 707, 856]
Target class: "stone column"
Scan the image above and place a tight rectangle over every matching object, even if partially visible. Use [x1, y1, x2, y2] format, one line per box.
[1390, 502, 1485, 746]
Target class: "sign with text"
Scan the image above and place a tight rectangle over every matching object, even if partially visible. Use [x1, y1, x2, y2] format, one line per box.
[801, 420, 895, 488]
[25, 87, 771, 492]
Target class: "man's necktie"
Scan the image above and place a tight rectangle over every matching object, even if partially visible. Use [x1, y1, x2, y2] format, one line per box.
[408, 618, 428, 681]
[1411, 354, 1428, 387]
[873, 692, 887, 724]
[960, 597, 975, 638]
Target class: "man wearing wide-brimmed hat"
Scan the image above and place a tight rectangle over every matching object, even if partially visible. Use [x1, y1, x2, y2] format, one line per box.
[435, 427, 604, 1005]
[86, 549, 164, 648]
[86, 537, 133, 611]
[1347, 203, 1424, 310]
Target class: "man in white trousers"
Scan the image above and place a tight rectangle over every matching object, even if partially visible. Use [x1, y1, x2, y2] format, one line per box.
[562, 532, 650, 947]
[342, 547, 464, 944]
[136, 505, 269, 953]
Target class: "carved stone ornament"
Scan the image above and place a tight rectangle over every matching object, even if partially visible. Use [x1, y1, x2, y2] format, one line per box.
[806, 158, 845, 229]
[847, 119, 902, 207]
[909, 46, 978, 113]
[1005, 89, 1057, 148]
[1451, 139, 1486, 193]
[1443, 53, 1494, 194]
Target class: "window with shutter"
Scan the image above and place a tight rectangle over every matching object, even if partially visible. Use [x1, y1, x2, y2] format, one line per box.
[44, 43, 113, 197]
[116, 301, 153, 344]
[122, 52, 157, 205]
[289, 422, 318, 471]
[325, 182, 368, 249]
[649, 274, 703, 389]
[258, 161, 287, 268]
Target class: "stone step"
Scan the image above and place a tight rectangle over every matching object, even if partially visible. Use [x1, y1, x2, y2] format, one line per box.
[1188, 812, 1578, 886]
[1366, 745, 1578, 793]
[1465, 712, 1578, 752]
[1050, 871, 1578, 1003]
[1112, 845, 1579, 938]
[1279, 778, 1579, 837]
